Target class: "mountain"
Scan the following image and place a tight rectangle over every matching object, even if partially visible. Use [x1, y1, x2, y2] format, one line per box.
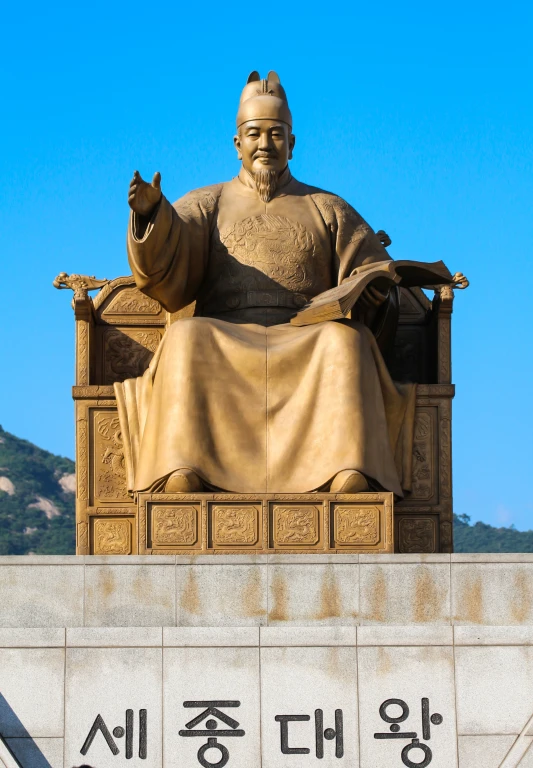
[453, 513, 533, 553]
[0, 426, 75, 554]
[0, 426, 532, 554]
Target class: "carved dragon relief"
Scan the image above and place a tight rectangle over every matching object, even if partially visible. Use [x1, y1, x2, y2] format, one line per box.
[152, 506, 198, 546]
[212, 506, 258, 545]
[398, 517, 436, 553]
[94, 413, 129, 501]
[273, 505, 319, 545]
[94, 519, 132, 555]
[103, 328, 161, 383]
[335, 506, 380, 545]
[411, 411, 433, 500]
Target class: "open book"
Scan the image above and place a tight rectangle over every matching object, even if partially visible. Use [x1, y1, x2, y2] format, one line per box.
[290, 259, 453, 326]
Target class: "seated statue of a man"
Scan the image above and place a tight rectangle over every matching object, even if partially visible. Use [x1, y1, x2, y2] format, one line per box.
[116, 71, 415, 496]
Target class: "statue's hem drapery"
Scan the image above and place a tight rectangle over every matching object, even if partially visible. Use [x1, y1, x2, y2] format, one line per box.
[115, 316, 415, 496]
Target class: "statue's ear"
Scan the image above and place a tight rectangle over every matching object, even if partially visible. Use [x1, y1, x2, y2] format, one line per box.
[233, 133, 242, 160]
[267, 71, 280, 83]
[289, 132, 296, 160]
[247, 71, 260, 83]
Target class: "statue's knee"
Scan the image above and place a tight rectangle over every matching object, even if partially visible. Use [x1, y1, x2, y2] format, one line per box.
[167, 317, 203, 344]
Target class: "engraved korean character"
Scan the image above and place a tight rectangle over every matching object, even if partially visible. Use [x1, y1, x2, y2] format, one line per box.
[80, 709, 147, 759]
[373, 697, 443, 767]
[179, 700, 244, 767]
[275, 709, 344, 758]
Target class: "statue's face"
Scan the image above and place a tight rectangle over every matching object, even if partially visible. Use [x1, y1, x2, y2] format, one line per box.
[234, 120, 295, 175]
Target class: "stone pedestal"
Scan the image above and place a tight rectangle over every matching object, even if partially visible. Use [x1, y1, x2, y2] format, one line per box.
[1, 554, 533, 767]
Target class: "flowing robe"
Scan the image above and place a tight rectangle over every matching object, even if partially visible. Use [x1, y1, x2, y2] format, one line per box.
[116, 168, 415, 495]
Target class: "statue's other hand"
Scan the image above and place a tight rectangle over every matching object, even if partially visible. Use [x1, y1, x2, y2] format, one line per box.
[360, 284, 390, 308]
[128, 170, 162, 216]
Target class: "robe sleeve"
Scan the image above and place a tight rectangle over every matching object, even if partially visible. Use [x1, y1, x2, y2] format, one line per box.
[127, 186, 220, 313]
[311, 193, 391, 283]
[312, 192, 395, 329]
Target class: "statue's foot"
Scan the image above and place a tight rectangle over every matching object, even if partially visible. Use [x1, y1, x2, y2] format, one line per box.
[330, 469, 369, 493]
[165, 468, 203, 492]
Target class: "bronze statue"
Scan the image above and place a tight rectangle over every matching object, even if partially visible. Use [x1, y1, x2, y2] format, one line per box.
[117, 71, 419, 497]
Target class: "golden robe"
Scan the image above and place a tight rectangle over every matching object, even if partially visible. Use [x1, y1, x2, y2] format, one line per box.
[116, 168, 415, 495]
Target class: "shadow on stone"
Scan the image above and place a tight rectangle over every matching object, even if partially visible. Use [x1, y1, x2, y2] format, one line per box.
[0, 692, 52, 767]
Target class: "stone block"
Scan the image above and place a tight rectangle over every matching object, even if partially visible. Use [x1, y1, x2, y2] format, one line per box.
[260, 626, 357, 646]
[454, 625, 533, 645]
[65, 647, 162, 767]
[260, 646, 358, 768]
[0, 648, 65, 737]
[181, 554, 268, 564]
[0, 628, 65, 647]
[176, 565, 267, 626]
[267, 554, 359, 564]
[455, 646, 533, 734]
[267, 564, 358, 625]
[85, 554, 176, 564]
[458, 735, 531, 767]
[5, 737, 64, 768]
[163, 627, 259, 646]
[84, 564, 176, 626]
[0, 565, 83, 627]
[357, 645, 457, 767]
[67, 627, 163, 647]
[163, 646, 260, 768]
[359, 553, 450, 563]
[0, 556, 78, 565]
[359, 562, 451, 624]
[452, 563, 533, 625]
[357, 625, 453, 646]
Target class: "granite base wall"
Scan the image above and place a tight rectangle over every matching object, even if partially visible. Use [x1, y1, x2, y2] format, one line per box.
[1, 555, 533, 767]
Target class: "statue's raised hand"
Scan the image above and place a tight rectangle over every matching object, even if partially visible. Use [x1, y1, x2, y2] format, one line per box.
[128, 170, 162, 217]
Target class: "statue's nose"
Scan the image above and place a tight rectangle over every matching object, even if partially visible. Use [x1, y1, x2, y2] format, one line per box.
[258, 134, 273, 150]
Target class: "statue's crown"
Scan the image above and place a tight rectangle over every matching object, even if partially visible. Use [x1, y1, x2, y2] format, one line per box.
[236, 71, 292, 129]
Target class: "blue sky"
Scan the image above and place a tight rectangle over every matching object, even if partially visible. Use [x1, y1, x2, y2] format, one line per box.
[1, 0, 532, 528]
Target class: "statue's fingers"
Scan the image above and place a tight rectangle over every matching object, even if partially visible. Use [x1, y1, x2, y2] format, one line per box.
[369, 285, 387, 299]
[152, 171, 161, 189]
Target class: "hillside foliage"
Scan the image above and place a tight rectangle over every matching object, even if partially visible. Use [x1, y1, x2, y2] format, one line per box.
[453, 512, 533, 553]
[0, 426, 75, 554]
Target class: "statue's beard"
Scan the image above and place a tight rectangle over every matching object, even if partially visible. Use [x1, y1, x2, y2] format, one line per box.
[253, 169, 278, 203]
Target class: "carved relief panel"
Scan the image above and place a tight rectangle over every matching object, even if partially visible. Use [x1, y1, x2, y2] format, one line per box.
[397, 516, 438, 554]
[410, 407, 438, 504]
[334, 505, 380, 547]
[102, 287, 162, 318]
[210, 504, 260, 548]
[137, 493, 394, 554]
[270, 503, 321, 549]
[91, 409, 129, 503]
[100, 327, 162, 384]
[91, 517, 133, 555]
[150, 504, 200, 549]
